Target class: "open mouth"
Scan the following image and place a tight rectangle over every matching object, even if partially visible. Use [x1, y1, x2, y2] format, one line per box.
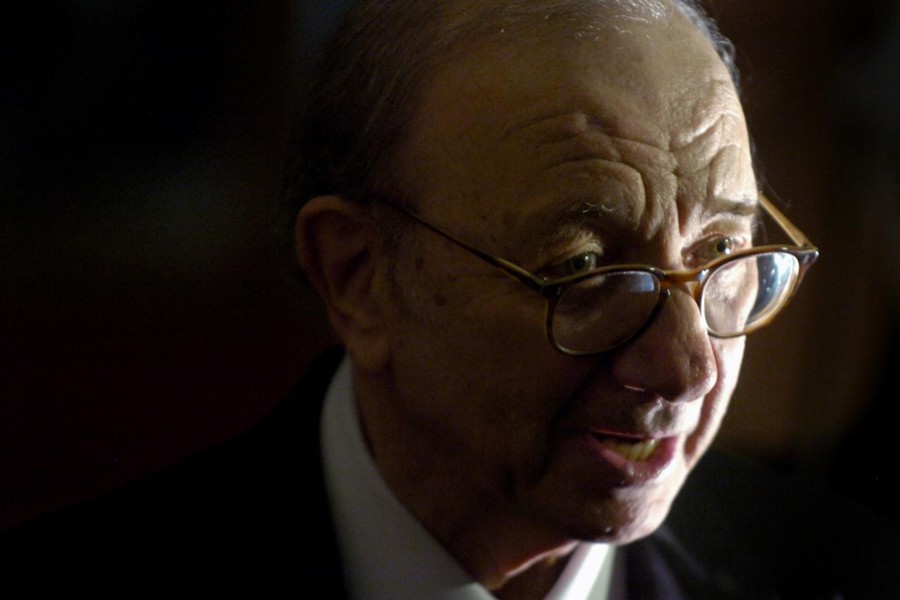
[592, 435, 660, 462]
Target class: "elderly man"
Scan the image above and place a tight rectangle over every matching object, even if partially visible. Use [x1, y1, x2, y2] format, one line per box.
[8, 0, 900, 598]
[292, 0, 815, 596]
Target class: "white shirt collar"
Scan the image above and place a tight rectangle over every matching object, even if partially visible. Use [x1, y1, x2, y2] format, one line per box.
[321, 355, 618, 599]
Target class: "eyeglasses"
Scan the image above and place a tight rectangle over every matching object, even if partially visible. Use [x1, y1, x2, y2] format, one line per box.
[379, 195, 819, 355]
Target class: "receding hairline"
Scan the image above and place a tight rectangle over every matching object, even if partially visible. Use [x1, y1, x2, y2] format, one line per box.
[427, 0, 687, 73]
[461, 0, 669, 28]
[427, 0, 723, 57]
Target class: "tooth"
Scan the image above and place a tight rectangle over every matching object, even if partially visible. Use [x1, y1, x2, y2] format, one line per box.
[642, 439, 659, 459]
[600, 438, 660, 462]
[626, 444, 641, 461]
[638, 443, 651, 460]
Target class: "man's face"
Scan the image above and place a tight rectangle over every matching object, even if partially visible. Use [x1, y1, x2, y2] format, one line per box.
[367, 5, 755, 551]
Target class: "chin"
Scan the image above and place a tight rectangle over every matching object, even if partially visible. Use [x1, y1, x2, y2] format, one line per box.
[529, 475, 686, 547]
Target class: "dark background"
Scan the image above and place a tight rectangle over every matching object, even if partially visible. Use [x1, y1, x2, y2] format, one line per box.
[2, 1, 898, 529]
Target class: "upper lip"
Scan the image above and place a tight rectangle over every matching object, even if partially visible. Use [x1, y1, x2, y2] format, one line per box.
[555, 387, 701, 442]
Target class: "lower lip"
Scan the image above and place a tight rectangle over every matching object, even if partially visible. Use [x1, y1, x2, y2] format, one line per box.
[568, 433, 680, 486]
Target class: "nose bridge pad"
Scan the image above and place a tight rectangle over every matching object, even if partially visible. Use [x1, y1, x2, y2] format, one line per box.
[660, 278, 704, 321]
[666, 279, 701, 308]
[684, 278, 701, 298]
[662, 280, 714, 341]
[625, 286, 671, 346]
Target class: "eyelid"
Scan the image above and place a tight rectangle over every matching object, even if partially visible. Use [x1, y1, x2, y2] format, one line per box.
[696, 212, 755, 246]
[689, 233, 750, 266]
[537, 243, 605, 280]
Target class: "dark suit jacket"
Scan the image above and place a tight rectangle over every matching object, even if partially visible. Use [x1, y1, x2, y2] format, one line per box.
[4, 347, 899, 598]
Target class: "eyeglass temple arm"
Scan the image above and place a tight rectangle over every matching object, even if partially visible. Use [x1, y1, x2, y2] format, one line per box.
[758, 193, 817, 250]
[378, 198, 548, 292]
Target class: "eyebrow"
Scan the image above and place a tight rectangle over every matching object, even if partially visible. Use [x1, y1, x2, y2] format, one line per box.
[705, 196, 760, 219]
[508, 198, 627, 260]
[704, 196, 763, 236]
[509, 195, 761, 261]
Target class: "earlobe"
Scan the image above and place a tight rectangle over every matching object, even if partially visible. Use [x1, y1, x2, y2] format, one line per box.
[295, 196, 391, 373]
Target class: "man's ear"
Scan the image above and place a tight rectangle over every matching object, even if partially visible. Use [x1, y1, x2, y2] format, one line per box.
[295, 196, 391, 374]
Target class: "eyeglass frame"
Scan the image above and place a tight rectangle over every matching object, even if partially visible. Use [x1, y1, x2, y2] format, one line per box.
[377, 194, 819, 355]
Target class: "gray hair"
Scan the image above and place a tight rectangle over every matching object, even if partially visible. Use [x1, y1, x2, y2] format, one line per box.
[285, 0, 738, 218]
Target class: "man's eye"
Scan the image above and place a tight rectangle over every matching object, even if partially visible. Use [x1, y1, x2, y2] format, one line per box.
[561, 252, 601, 275]
[701, 236, 740, 260]
[539, 251, 603, 281]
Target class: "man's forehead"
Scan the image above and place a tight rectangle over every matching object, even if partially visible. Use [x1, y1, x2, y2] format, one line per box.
[403, 1, 741, 187]
[414, 0, 732, 139]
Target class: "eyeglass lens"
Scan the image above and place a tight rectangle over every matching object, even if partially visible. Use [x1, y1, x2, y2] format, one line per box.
[551, 251, 801, 354]
[703, 251, 799, 336]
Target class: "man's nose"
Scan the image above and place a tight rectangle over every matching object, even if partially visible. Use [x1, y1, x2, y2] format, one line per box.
[610, 290, 717, 403]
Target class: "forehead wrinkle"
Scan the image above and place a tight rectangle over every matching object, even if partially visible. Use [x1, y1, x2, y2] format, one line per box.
[534, 124, 624, 170]
[499, 109, 686, 259]
[674, 142, 755, 237]
[513, 108, 677, 172]
[671, 111, 744, 174]
[670, 80, 744, 156]
[706, 144, 753, 199]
